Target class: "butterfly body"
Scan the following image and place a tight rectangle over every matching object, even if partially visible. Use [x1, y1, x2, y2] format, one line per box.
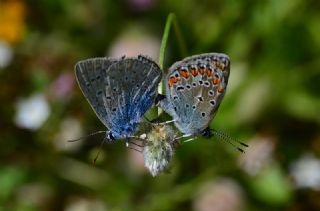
[75, 55, 162, 141]
[160, 53, 230, 135]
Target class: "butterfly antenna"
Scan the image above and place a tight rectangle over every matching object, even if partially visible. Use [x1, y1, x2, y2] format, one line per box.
[129, 140, 144, 148]
[128, 146, 143, 153]
[212, 130, 249, 153]
[67, 131, 106, 142]
[93, 137, 107, 165]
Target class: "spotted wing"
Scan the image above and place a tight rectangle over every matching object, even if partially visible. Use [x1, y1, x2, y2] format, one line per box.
[75, 55, 162, 138]
[75, 57, 118, 128]
[160, 53, 230, 135]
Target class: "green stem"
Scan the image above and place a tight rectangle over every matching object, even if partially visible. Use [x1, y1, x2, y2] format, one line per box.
[157, 13, 187, 116]
[158, 13, 187, 70]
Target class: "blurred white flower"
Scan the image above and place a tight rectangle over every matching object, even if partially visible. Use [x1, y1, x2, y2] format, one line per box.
[49, 73, 75, 99]
[193, 178, 244, 211]
[290, 153, 320, 190]
[235, 77, 271, 124]
[239, 135, 274, 176]
[14, 93, 50, 130]
[108, 27, 160, 61]
[0, 40, 13, 69]
[64, 197, 107, 211]
[53, 117, 83, 152]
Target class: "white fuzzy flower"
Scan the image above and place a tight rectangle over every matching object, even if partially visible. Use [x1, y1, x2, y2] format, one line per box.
[143, 124, 177, 177]
[290, 153, 320, 190]
[15, 93, 50, 130]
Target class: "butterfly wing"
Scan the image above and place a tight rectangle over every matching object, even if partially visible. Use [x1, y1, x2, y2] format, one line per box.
[75, 55, 162, 139]
[160, 53, 230, 135]
[75, 57, 118, 128]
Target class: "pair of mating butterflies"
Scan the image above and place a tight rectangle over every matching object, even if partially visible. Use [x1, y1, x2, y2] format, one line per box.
[75, 53, 230, 144]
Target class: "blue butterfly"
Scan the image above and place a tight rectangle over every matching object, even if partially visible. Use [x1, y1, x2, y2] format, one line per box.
[159, 53, 230, 137]
[75, 55, 162, 142]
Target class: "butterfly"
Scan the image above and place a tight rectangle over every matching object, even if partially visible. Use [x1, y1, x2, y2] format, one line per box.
[74, 55, 162, 142]
[159, 53, 231, 138]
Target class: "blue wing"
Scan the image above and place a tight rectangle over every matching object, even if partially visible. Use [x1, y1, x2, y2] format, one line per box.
[75, 55, 162, 139]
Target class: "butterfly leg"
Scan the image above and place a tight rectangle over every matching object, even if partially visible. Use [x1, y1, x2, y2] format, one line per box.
[127, 136, 147, 153]
[183, 137, 195, 143]
[156, 119, 175, 125]
[127, 145, 143, 153]
[174, 133, 193, 141]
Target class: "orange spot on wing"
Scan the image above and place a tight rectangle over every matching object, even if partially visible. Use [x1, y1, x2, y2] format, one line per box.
[190, 69, 198, 77]
[212, 78, 220, 85]
[168, 76, 175, 87]
[215, 63, 225, 71]
[180, 70, 189, 78]
[207, 69, 213, 77]
[199, 67, 205, 75]
[168, 76, 180, 87]
[218, 85, 223, 93]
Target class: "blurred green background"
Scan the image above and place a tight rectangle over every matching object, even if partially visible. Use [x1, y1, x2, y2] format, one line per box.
[1, 0, 320, 210]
